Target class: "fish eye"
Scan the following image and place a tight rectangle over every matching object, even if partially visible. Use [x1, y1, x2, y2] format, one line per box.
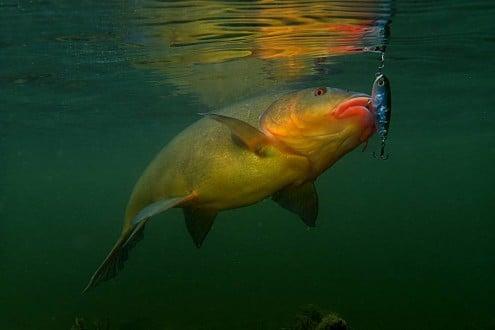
[378, 78, 385, 86]
[314, 87, 327, 96]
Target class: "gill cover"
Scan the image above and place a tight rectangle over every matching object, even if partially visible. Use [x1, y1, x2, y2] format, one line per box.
[259, 87, 366, 154]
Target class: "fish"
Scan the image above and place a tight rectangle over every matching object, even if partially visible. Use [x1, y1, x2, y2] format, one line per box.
[370, 73, 392, 159]
[83, 87, 374, 292]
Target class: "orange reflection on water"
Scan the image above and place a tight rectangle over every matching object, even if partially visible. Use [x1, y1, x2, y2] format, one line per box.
[252, 0, 377, 77]
[133, 0, 390, 105]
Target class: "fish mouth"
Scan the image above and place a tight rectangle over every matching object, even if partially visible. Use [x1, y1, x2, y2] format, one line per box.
[332, 94, 374, 141]
[332, 95, 372, 119]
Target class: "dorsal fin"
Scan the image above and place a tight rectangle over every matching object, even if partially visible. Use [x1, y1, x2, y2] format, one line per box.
[205, 113, 270, 155]
[272, 181, 319, 227]
[183, 208, 218, 248]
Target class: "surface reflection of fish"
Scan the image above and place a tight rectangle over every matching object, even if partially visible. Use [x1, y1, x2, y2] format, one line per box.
[133, 0, 392, 106]
[254, 1, 376, 75]
[84, 86, 374, 292]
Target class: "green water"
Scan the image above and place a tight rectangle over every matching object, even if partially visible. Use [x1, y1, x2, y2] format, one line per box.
[1, 0, 494, 329]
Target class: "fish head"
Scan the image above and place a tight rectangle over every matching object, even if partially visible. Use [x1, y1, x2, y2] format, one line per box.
[260, 87, 374, 173]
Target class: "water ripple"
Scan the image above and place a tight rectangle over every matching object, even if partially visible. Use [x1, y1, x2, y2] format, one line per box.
[128, 0, 393, 105]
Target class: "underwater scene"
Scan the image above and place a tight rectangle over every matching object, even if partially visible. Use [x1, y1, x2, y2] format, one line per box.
[1, 0, 494, 329]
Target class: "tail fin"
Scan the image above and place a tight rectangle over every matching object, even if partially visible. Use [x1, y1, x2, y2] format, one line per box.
[82, 220, 147, 293]
[82, 195, 193, 293]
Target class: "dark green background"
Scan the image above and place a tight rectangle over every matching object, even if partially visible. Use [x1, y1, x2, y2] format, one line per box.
[1, 0, 494, 329]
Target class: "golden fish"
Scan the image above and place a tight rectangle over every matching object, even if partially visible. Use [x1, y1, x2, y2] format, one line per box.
[84, 86, 374, 292]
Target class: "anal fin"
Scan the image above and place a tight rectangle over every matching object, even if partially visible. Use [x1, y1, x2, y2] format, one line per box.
[183, 208, 217, 248]
[272, 181, 319, 227]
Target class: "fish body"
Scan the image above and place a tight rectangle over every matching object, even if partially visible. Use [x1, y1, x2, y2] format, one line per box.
[84, 87, 374, 292]
[124, 92, 309, 230]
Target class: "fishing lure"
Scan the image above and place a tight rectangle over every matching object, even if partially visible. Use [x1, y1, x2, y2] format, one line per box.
[371, 73, 392, 160]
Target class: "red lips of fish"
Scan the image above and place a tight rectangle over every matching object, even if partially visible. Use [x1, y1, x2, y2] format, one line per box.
[332, 96, 375, 141]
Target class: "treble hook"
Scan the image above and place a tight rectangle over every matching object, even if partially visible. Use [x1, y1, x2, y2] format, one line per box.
[373, 140, 389, 160]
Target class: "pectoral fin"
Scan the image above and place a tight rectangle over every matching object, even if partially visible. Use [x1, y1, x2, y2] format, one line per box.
[205, 113, 270, 155]
[183, 208, 218, 248]
[272, 182, 319, 227]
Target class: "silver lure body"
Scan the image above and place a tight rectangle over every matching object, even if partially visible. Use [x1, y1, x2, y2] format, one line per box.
[371, 73, 391, 141]
[370, 73, 391, 159]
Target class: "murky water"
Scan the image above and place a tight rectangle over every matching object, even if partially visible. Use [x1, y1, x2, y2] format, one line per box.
[1, 0, 494, 329]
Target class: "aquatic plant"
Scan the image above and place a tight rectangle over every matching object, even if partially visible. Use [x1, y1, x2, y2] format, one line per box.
[70, 317, 110, 330]
[289, 305, 348, 330]
[315, 313, 348, 330]
[291, 304, 324, 330]
[71, 317, 87, 330]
